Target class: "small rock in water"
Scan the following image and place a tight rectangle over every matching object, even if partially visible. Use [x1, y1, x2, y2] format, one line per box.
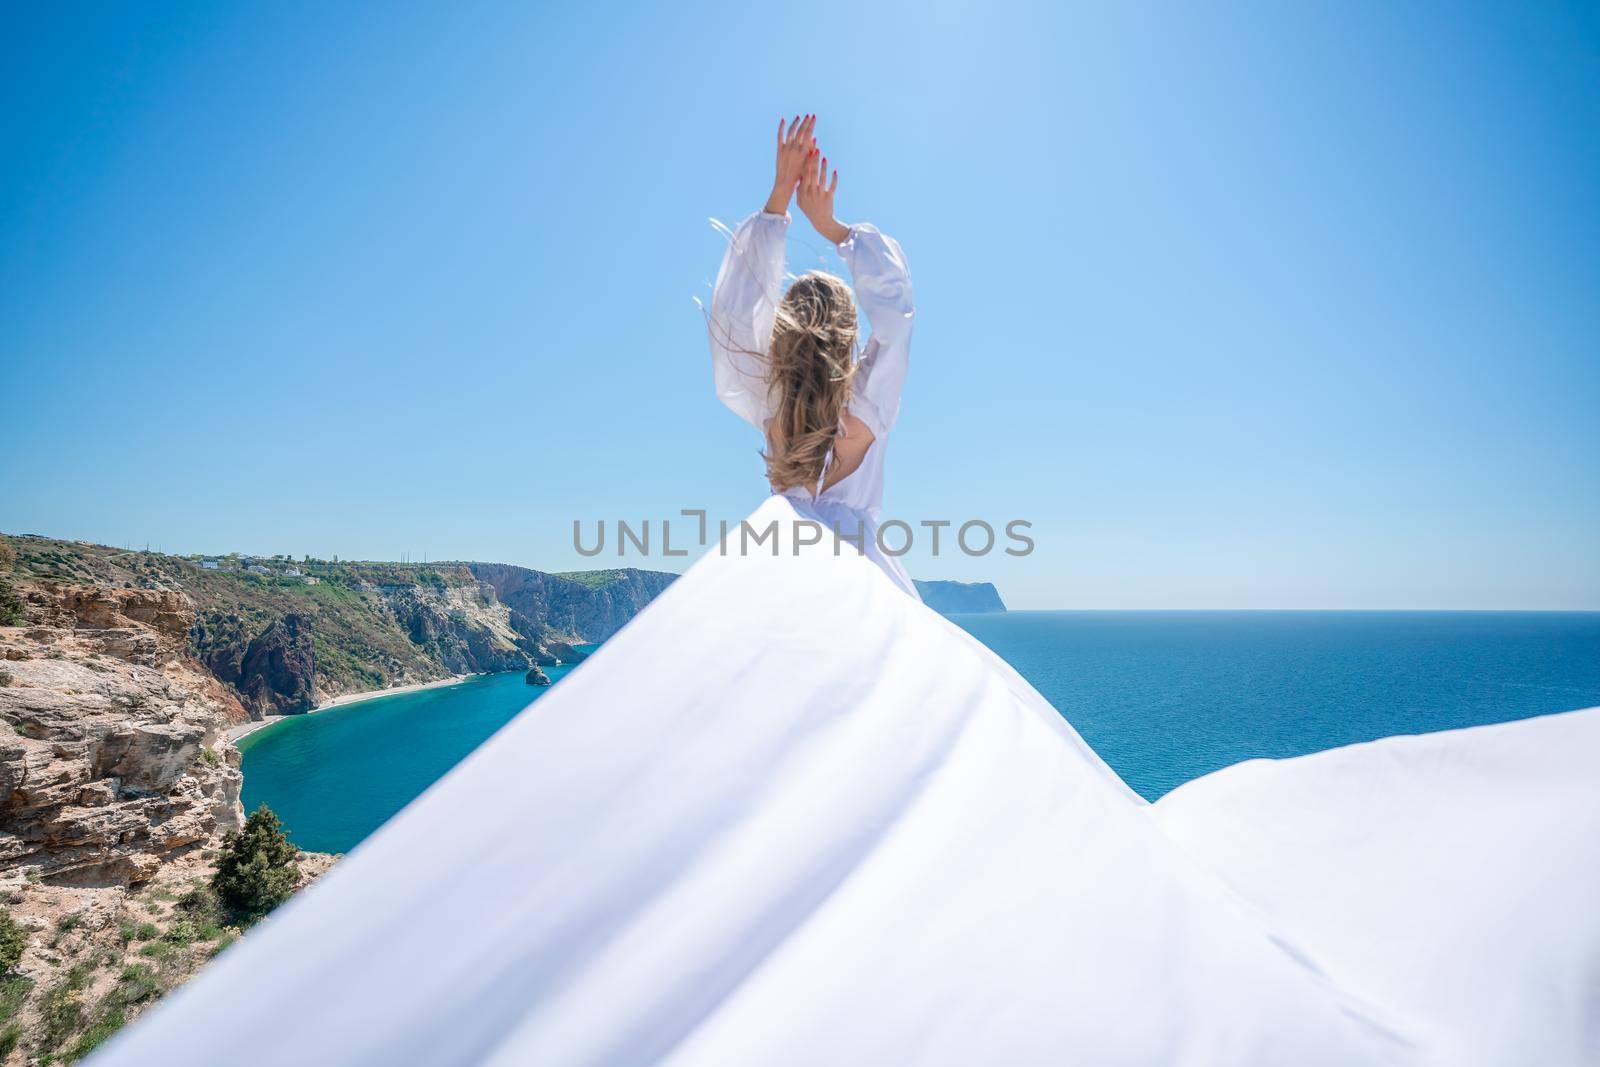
[525, 666, 551, 686]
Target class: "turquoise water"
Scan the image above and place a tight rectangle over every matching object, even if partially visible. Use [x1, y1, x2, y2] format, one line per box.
[239, 667, 580, 853]
[242, 612, 1600, 851]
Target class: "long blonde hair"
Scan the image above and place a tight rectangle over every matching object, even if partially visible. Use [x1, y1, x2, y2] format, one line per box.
[763, 271, 859, 494]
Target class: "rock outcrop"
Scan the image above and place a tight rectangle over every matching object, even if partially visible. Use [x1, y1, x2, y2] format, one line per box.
[525, 666, 551, 686]
[912, 580, 1008, 614]
[0, 585, 244, 886]
[469, 564, 677, 643]
[237, 613, 316, 715]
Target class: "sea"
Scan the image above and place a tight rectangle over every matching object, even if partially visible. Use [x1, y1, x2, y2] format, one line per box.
[241, 611, 1600, 853]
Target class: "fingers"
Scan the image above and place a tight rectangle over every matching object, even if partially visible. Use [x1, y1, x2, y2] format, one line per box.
[828, 168, 838, 195]
[782, 114, 819, 150]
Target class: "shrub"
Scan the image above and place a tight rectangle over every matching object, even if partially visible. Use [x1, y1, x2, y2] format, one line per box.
[137, 941, 177, 963]
[0, 909, 26, 975]
[176, 885, 217, 914]
[133, 923, 158, 941]
[162, 921, 198, 946]
[37, 974, 86, 1049]
[0, 585, 23, 627]
[0, 974, 29, 1025]
[109, 965, 161, 1006]
[211, 806, 300, 918]
[67, 1005, 126, 1061]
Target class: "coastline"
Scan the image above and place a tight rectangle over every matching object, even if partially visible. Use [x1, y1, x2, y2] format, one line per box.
[226, 674, 477, 744]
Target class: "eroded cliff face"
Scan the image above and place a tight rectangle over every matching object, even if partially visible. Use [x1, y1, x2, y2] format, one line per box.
[195, 612, 317, 717]
[1, 585, 244, 886]
[373, 580, 545, 675]
[469, 564, 678, 644]
[185, 570, 586, 717]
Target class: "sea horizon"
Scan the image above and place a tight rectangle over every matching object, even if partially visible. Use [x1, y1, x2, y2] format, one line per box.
[242, 609, 1600, 853]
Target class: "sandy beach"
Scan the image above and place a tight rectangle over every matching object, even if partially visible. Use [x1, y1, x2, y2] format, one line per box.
[226, 674, 476, 744]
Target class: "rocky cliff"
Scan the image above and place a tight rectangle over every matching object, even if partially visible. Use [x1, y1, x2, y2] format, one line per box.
[469, 564, 678, 644]
[0, 534, 683, 887]
[4, 538, 676, 724]
[913, 580, 1008, 614]
[0, 583, 244, 886]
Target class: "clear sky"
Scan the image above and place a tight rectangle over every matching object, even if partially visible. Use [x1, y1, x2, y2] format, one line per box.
[3, 2, 1596, 609]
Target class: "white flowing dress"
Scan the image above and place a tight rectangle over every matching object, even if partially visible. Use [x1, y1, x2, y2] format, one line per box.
[92, 221, 1600, 1067]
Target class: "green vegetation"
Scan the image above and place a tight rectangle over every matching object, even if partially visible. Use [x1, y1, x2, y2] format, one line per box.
[212, 806, 300, 919]
[0, 539, 23, 626]
[0, 852, 301, 1062]
[0, 580, 22, 627]
[0, 969, 24, 1058]
[108, 965, 160, 1007]
[137, 941, 178, 963]
[66, 1005, 125, 1061]
[0, 974, 30, 1027]
[0, 908, 26, 975]
[553, 567, 638, 590]
[36, 965, 91, 1052]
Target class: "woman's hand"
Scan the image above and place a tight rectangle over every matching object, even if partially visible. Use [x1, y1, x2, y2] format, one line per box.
[797, 148, 848, 245]
[764, 114, 815, 215]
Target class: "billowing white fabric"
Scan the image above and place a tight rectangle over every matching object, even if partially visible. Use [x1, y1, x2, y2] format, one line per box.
[1155, 708, 1600, 1067]
[92, 496, 1600, 1066]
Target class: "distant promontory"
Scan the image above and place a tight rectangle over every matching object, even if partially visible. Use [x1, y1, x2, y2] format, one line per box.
[913, 580, 1007, 614]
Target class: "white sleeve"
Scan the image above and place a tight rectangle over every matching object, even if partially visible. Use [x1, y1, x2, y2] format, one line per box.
[708, 210, 789, 429]
[838, 223, 914, 439]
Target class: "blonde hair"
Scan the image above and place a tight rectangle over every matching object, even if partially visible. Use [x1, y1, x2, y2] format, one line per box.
[762, 271, 859, 494]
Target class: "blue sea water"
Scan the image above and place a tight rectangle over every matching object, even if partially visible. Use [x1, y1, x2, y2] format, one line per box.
[242, 612, 1600, 852]
[950, 611, 1600, 800]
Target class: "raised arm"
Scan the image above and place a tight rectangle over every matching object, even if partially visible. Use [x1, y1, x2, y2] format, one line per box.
[706, 115, 816, 429]
[796, 150, 914, 438]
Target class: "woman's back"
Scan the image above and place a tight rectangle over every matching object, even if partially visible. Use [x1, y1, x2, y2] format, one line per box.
[708, 211, 914, 518]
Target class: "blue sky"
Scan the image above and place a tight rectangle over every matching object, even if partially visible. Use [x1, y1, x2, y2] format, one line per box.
[2, 2, 1596, 608]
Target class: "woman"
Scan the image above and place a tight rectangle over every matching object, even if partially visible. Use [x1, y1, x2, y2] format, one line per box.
[707, 114, 918, 596]
[94, 122, 1600, 1067]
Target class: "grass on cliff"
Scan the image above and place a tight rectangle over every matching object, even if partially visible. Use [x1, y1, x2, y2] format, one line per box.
[11, 870, 280, 1063]
[0, 806, 307, 1063]
[553, 568, 643, 590]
